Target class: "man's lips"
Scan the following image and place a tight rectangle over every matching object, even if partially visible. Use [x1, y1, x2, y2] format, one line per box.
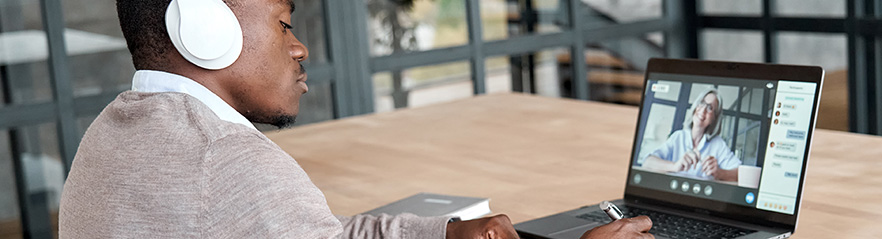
[296, 74, 308, 93]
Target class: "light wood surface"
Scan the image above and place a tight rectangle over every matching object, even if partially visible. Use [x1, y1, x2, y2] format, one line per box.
[265, 93, 882, 238]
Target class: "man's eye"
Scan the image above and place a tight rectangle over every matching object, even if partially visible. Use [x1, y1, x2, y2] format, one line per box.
[280, 21, 293, 32]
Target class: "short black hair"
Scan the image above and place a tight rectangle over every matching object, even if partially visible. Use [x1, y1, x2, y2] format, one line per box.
[116, 0, 175, 70]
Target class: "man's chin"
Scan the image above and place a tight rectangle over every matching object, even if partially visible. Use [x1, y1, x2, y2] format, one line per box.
[268, 114, 297, 129]
[245, 111, 298, 129]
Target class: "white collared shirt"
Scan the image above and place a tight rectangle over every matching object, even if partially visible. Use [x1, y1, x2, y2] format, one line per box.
[131, 70, 257, 130]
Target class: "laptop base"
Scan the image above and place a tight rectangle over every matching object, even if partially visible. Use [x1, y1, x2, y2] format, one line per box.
[515, 199, 790, 239]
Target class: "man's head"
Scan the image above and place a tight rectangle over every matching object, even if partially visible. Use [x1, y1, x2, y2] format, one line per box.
[117, 0, 308, 128]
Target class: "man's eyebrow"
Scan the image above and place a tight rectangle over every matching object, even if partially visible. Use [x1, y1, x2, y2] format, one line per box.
[287, 0, 295, 13]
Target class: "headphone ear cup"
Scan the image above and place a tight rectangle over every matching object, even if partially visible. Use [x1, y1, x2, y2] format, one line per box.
[166, 0, 243, 70]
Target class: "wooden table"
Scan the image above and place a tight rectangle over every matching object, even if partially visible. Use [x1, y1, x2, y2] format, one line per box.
[265, 93, 882, 238]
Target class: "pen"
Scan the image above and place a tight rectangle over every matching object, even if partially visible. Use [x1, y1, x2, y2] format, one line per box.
[600, 201, 624, 221]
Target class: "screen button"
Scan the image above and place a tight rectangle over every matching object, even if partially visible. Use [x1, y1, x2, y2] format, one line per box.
[745, 192, 756, 204]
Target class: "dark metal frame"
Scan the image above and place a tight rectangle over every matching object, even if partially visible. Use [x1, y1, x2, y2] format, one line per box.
[686, 0, 881, 135]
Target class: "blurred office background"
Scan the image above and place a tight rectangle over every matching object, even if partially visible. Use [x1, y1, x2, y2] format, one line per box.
[0, 0, 870, 237]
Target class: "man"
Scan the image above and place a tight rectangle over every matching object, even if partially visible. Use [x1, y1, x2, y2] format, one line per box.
[59, 0, 653, 238]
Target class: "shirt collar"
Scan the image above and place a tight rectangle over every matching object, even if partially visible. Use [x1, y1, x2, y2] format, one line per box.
[131, 70, 257, 130]
[696, 133, 708, 150]
[683, 128, 710, 151]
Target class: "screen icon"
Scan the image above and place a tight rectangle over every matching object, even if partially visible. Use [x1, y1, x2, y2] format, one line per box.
[745, 192, 756, 204]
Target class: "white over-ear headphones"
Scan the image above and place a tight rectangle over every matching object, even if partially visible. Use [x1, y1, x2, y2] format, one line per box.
[166, 0, 243, 70]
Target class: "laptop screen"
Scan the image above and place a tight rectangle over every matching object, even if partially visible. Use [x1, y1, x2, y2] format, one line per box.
[625, 64, 821, 222]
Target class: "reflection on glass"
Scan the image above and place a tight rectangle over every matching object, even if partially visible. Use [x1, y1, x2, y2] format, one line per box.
[776, 32, 847, 72]
[497, 48, 566, 97]
[570, 35, 663, 105]
[1, 74, 5, 108]
[367, 0, 468, 56]
[0, 130, 22, 238]
[481, 0, 569, 41]
[701, 0, 761, 16]
[1, 123, 64, 237]
[775, 0, 845, 17]
[0, 0, 54, 105]
[76, 115, 98, 140]
[62, 0, 134, 97]
[480, 0, 508, 41]
[484, 56, 513, 94]
[701, 29, 763, 63]
[775, 32, 848, 131]
[582, 0, 662, 23]
[292, 0, 328, 64]
[373, 61, 473, 112]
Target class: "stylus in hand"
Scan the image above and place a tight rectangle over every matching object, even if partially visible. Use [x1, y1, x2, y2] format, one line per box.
[600, 201, 624, 221]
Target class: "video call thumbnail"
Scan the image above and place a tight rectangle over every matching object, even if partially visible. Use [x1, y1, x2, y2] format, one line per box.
[632, 80, 770, 189]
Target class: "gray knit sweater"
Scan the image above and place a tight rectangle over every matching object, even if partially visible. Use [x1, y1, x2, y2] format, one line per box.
[59, 91, 449, 238]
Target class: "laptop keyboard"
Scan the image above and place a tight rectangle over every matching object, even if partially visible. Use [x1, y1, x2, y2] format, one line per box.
[575, 206, 756, 239]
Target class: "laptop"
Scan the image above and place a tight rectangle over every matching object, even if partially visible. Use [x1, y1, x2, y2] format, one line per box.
[514, 58, 824, 239]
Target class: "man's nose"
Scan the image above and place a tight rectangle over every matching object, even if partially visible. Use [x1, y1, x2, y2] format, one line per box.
[291, 43, 309, 62]
[289, 34, 309, 62]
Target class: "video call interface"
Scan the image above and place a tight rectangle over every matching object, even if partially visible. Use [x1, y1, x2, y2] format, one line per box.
[627, 73, 818, 215]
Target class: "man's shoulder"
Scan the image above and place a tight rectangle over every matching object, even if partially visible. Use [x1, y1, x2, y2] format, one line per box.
[103, 91, 255, 139]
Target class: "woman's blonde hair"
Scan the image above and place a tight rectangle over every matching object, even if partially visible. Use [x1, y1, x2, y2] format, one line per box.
[683, 88, 724, 138]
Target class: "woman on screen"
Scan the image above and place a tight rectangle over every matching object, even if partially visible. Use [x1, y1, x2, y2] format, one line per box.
[642, 89, 741, 182]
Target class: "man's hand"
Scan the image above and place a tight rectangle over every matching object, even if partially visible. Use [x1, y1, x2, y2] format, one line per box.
[580, 215, 654, 239]
[446, 214, 519, 239]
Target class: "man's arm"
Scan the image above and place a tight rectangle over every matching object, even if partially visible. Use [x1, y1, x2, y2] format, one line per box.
[336, 214, 519, 239]
[336, 213, 449, 239]
[212, 131, 515, 239]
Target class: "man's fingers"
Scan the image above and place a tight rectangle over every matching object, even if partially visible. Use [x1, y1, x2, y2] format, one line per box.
[625, 215, 653, 232]
[490, 214, 512, 224]
[488, 214, 518, 239]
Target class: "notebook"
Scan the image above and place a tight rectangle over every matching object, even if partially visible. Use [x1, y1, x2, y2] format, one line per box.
[515, 58, 824, 239]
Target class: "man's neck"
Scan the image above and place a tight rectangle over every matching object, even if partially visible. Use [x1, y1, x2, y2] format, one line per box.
[163, 67, 237, 113]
